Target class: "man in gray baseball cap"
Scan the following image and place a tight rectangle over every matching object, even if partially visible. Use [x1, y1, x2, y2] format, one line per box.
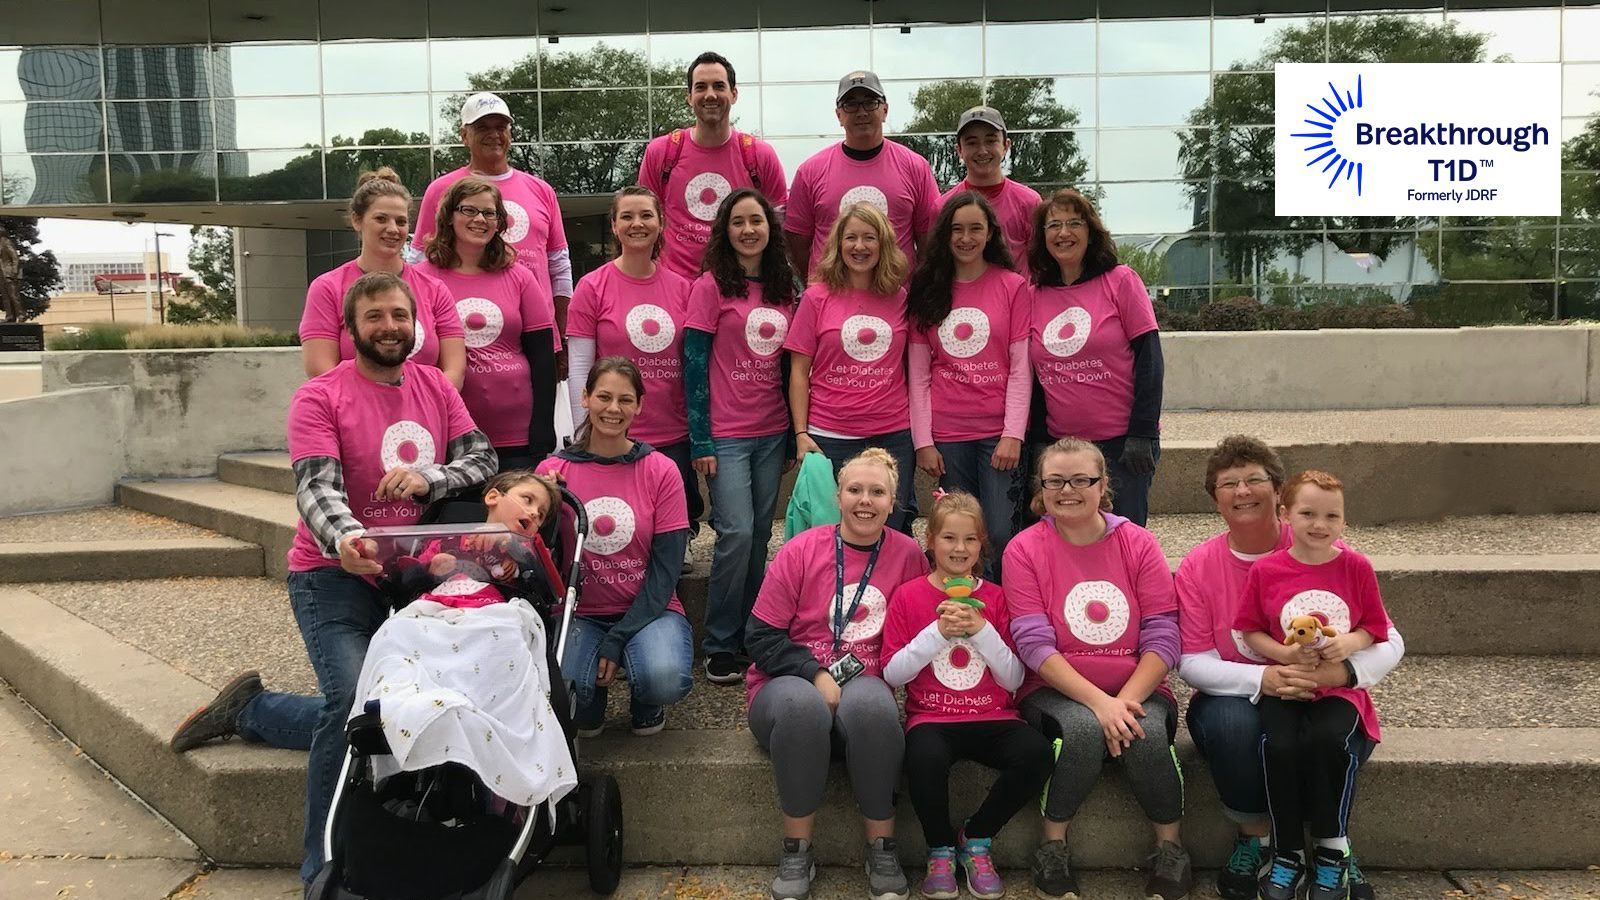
[941, 104, 1043, 264]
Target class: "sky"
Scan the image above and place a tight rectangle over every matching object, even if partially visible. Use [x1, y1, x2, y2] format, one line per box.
[36, 218, 196, 275]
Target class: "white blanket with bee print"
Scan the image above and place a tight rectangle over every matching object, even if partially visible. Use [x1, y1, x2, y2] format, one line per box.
[352, 598, 576, 811]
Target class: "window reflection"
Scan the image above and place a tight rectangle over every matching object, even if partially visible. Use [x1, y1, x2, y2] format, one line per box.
[765, 136, 833, 178]
[218, 148, 324, 200]
[1560, 228, 1600, 278]
[11, 102, 106, 154]
[0, 105, 26, 154]
[324, 95, 432, 146]
[537, 140, 646, 195]
[648, 31, 759, 80]
[538, 35, 652, 89]
[759, 29, 871, 84]
[1095, 181, 1204, 234]
[985, 23, 1093, 77]
[430, 38, 539, 93]
[226, 97, 322, 151]
[1099, 19, 1210, 74]
[1212, 16, 1323, 70]
[322, 42, 429, 94]
[1564, 173, 1600, 224]
[541, 89, 652, 142]
[1, 153, 108, 204]
[109, 151, 217, 202]
[1100, 75, 1209, 128]
[100, 46, 212, 99]
[759, 83, 844, 137]
[1446, 9, 1559, 63]
[326, 147, 431, 198]
[1563, 65, 1600, 118]
[216, 44, 320, 97]
[871, 26, 981, 81]
[1099, 128, 1197, 182]
[1565, 7, 1600, 62]
[106, 100, 215, 152]
[1438, 225, 1557, 278]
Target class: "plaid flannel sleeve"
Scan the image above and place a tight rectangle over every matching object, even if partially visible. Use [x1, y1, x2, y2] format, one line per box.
[292, 456, 365, 557]
[417, 429, 499, 503]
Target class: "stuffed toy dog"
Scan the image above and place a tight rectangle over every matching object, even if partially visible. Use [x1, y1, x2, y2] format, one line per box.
[1283, 614, 1337, 649]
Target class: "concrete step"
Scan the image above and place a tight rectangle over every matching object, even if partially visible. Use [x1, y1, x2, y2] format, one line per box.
[0, 538, 263, 582]
[118, 478, 298, 579]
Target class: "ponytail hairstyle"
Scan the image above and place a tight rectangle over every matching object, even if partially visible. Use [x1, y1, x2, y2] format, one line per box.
[425, 176, 515, 271]
[906, 191, 1014, 332]
[836, 446, 900, 503]
[1029, 436, 1114, 516]
[926, 489, 988, 578]
[350, 166, 411, 221]
[571, 356, 646, 452]
[609, 185, 666, 260]
[703, 187, 798, 305]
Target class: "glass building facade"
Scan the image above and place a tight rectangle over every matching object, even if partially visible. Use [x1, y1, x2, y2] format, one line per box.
[4, 1, 1600, 319]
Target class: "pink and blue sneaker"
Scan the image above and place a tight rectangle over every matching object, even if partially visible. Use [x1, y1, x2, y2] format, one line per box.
[919, 847, 958, 900]
[957, 830, 1005, 899]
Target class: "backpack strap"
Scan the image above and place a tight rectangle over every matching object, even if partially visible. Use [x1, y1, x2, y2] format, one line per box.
[736, 131, 762, 190]
[660, 128, 687, 188]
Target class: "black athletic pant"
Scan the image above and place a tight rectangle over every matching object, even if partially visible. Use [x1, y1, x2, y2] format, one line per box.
[904, 719, 1053, 849]
[1257, 695, 1375, 853]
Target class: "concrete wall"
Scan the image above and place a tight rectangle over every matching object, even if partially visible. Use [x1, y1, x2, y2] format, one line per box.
[42, 348, 299, 477]
[0, 386, 129, 516]
[234, 227, 310, 335]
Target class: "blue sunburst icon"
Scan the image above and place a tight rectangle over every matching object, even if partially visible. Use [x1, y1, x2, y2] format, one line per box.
[1292, 75, 1364, 195]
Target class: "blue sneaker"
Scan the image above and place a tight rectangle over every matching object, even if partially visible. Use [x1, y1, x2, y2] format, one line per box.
[1218, 836, 1265, 900]
[1258, 852, 1305, 900]
[1309, 847, 1350, 900]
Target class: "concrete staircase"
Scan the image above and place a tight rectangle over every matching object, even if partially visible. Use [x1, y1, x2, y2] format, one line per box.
[2, 434, 1599, 873]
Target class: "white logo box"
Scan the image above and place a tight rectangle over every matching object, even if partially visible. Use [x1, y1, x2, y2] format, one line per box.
[1273, 62, 1560, 217]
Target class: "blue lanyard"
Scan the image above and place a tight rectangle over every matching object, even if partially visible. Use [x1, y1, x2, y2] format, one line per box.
[832, 526, 884, 653]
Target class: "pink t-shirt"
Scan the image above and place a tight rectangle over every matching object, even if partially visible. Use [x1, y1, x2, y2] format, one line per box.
[412, 167, 569, 292]
[638, 128, 790, 281]
[685, 273, 794, 440]
[1029, 265, 1160, 441]
[881, 576, 1022, 730]
[535, 451, 689, 619]
[298, 261, 465, 370]
[910, 266, 1031, 442]
[784, 141, 940, 271]
[1002, 516, 1178, 701]
[940, 179, 1043, 265]
[783, 284, 909, 437]
[566, 263, 693, 447]
[1233, 548, 1392, 742]
[1175, 523, 1294, 666]
[746, 525, 929, 708]
[285, 361, 478, 572]
[415, 262, 555, 448]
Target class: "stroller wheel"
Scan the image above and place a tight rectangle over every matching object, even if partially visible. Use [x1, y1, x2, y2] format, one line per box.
[307, 864, 340, 900]
[484, 857, 519, 900]
[584, 774, 624, 895]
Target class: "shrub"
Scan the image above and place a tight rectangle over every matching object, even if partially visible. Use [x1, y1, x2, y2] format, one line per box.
[46, 322, 136, 350]
[49, 323, 297, 351]
[1196, 295, 1263, 331]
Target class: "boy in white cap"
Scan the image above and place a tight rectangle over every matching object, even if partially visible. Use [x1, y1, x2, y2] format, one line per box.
[942, 105, 1043, 265]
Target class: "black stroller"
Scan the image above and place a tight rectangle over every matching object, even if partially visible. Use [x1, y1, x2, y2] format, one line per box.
[307, 486, 623, 900]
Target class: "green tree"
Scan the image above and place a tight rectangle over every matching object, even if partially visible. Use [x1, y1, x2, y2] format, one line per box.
[1117, 241, 1170, 286]
[167, 225, 236, 324]
[0, 191, 63, 322]
[898, 78, 1089, 190]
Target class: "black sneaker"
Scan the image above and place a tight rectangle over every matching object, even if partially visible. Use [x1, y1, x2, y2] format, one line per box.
[705, 651, 749, 685]
[1030, 839, 1078, 900]
[1143, 840, 1192, 900]
[1258, 852, 1306, 900]
[1348, 854, 1374, 900]
[1309, 847, 1351, 900]
[1217, 836, 1265, 900]
[170, 670, 263, 753]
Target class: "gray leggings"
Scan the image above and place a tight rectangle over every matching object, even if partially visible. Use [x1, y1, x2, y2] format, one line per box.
[1020, 688, 1183, 825]
[747, 675, 904, 820]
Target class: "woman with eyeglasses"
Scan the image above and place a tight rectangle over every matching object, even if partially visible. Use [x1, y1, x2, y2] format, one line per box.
[417, 176, 559, 469]
[1026, 188, 1164, 526]
[1002, 436, 1191, 900]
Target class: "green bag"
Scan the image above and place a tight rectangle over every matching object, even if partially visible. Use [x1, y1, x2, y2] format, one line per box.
[783, 452, 841, 539]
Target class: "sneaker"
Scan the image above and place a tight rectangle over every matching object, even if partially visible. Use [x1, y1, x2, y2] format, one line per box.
[705, 651, 749, 685]
[1030, 839, 1079, 900]
[1217, 835, 1265, 900]
[865, 836, 910, 900]
[918, 847, 958, 900]
[170, 670, 262, 753]
[1348, 854, 1374, 900]
[1309, 847, 1351, 900]
[1143, 840, 1192, 900]
[1258, 852, 1306, 900]
[630, 707, 666, 736]
[771, 838, 816, 900]
[956, 831, 1004, 899]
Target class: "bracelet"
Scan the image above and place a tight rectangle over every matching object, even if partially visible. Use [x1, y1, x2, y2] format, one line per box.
[1342, 659, 1358, 688]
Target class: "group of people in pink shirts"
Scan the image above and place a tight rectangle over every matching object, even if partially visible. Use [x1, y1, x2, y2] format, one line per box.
[163, 50, 1407, 900]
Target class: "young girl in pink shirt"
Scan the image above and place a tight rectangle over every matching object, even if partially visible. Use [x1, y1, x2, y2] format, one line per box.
[882, 491, 1049, 900]
[906, 193, 1032, 579]
[786, 202, 917, 534]
[1234, 470, 1392, 900]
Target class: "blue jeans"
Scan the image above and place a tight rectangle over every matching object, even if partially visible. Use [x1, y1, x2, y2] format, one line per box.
[655, 439, 704, 538]
[703, 432, 786, 656]
[1185, 693, 1268, 825]
[560, 611, 694, 727]
[1093, 435, 1161, 527]
[934, 436, 1024, 582]
[235, 567, 387, 883]
[810, 428, 918, 534]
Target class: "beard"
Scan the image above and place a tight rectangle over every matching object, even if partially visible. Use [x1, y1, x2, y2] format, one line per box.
[352, 327, 414, 367]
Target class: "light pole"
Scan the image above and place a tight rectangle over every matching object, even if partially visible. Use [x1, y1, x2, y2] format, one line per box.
[151, 229, 174, 324]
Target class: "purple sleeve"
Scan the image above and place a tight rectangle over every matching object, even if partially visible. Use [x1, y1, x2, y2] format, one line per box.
[1010, 612, 1059, 672]
[1137, 610, 1181, 671]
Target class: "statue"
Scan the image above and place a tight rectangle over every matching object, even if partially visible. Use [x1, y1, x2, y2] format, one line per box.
[0, 225, 24, 323]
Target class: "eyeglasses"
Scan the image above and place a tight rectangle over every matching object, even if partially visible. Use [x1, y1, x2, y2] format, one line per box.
[1216, 474, 1274, 492]
[1036, 475, 1103, 491]
[1044, 218, 1089, 231]
[455, 205, 499, 221]
[839, 98, 883, 113]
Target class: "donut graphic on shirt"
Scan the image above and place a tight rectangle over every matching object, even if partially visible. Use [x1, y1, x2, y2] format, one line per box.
[684, 172, 734, 222]
[583, 496, 636, 556]
[932, 637, 988, 691]
[1278, 590, 1352, 635]
[456, 297, 505, 349]
[840, 314, 893, 362]
[1043, 307, 1092, 358]
[407, 320, 427, 360]
[1231, 629, 1270, 663]
[745, 306, 788, 357]
[837, 583, 889, 643]
[838, 185, 890, 215]
[625, 303, 676, 354]
[937, 307, 991, 359]
[380, 420, 437, 471]
[501, 199, 530, 244]
[1061, 580, 1131, 646]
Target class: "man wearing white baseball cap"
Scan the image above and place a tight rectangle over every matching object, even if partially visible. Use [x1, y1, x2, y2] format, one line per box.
[412, 91, 572, 372]
[784, 69, 940, 276]
[942, 105, 1043, 265]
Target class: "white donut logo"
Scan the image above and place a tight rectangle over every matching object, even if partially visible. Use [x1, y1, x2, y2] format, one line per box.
[840, 314, 893, 362]
[1043, 307, 1092, 358]
[379, 420, 437, 471]
[584, 496, 636, 556]
[838, 184, 889, 215]
[684, 171, 733, 222]
[932, 637, 988, 691]
[838, 583, 888, 643]
[501, 199, 529, 244]
[1062, 580, 1131, 645]
[456, 297, 504, 349]
[1279, 590, 1352, 635]
[1231, 629, 1269, 663]
[407, 320, 426, 359]
[937, 307, 991, 359]
[744, 307, 788, 357]
[430, 577, 493, 597]
[625, 303, 676, 354]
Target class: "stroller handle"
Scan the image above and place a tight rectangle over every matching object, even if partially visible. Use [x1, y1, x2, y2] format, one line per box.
[554, 486, 589, 670]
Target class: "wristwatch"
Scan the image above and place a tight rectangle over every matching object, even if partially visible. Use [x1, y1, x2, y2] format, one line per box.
[1342, 659, 1358, 688]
